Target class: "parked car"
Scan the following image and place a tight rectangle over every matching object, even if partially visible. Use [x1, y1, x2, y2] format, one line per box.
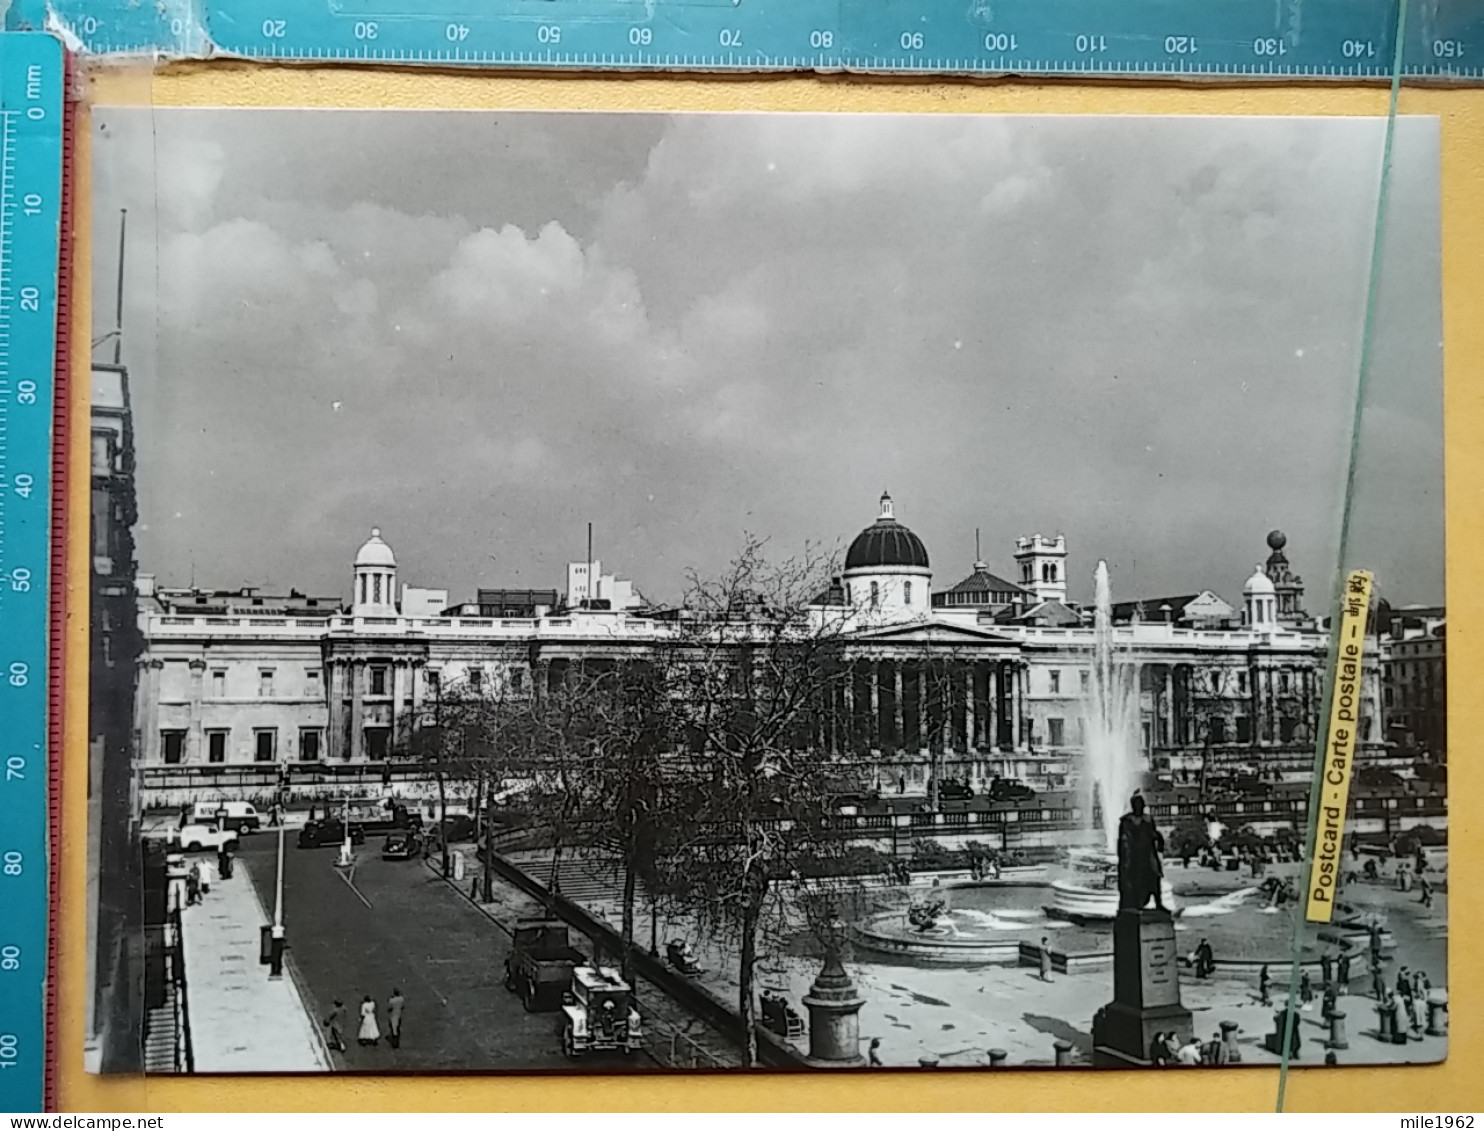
[504, 920, 585, 1012]
[426, 814, 477, 843]
[297, 819, 367, 849]
[988, 778, 1037, 803]
[382, 831, 421, 860]
[169, 823, 239, 853]
[937, 780, 974, 802]
[560, 966, 642, 1059]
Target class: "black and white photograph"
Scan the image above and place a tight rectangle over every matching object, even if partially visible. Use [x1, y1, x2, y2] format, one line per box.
[85, 107, 1445, 1076]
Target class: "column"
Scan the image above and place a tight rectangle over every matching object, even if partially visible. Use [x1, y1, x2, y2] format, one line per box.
[328, 660, 346, 761]
[916, 666, 928, 754]
[989, 662, 1002, 751]
[1010, 663, 1024, 752]
[893, 663, 905, 754]
[142, 659, 164, 763]
[350, 659, 365, 762]
[391, 659, 408, 751]
[1162, 666, 1175, 751]
[842, 665, 855, 756]
[410, 658, 425, 731]
[187, 658, 206, 763]
[964, 664, 977, 756]
[868, 664, 881, 753]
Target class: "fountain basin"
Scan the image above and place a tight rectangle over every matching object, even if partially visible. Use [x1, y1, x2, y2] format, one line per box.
[1044, 878, 1179, 924]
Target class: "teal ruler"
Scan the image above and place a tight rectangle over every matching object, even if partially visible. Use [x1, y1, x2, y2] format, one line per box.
[5, 0, 1484, 80]
[0, 31, 63, 1116]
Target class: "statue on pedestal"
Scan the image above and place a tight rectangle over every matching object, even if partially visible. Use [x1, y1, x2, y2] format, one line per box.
[1117, 792, 1167, 912]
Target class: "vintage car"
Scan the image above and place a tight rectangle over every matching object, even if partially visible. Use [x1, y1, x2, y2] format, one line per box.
[505, 920, 585, 1012]
[560, 966, 642, 1059]
[382, 831, 421, 860]
[297, 818, 367, 849]
[168, 823, 240, 853]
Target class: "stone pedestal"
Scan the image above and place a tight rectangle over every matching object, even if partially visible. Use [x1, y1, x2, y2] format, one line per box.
[987, 1048, 1008, 1067]
[802, 952, 866, 1067]
[1053, 1039, 1073, 1067]
[1326, 1010, 1348, 1050]
[1426, 991, 1449, 1037]
[1220, 1020, 1242, 1063]
[1092, 909, 1193, 1066]
[1374, 1001, 1398, 1042]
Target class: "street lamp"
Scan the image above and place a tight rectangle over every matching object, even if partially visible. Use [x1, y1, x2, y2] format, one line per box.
[269, 759, 287, 978]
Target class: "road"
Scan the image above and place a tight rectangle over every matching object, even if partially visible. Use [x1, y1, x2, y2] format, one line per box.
[236, 834, 646, 1073]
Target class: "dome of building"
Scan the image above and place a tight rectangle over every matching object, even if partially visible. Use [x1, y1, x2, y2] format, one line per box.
[354, 527, 397, 568]
[1243, 565, 1276, 596]
[845, 492, 930, 571]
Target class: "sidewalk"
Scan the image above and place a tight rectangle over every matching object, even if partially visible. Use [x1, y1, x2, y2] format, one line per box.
[179, 858, 331, 1072]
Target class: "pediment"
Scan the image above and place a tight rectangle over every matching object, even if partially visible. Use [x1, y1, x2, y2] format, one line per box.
[848, 619, 1016, 646]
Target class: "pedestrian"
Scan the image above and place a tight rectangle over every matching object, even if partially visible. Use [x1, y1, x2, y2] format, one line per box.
[1258, 964, 1271, 1006]
[1416, 969, 1432, 997]
[358, 994, 381, 1047]
[324, 999, 347, 1052]
[1396, 967, 1414, 1005]
[196, 856, 214, 897]
[1320, 951, 1334, 989]
[1338, 952, 1352, 993]
[1372, 965, 1388, 1002]
[185, 862, 201, 906]
[1208, 1030, 1231, 1065]
[1300, 969, 1314, 1005]
[1419, 877, 1433, 907]
[868, 1037, 883, 1067]
[1162, 1032, 1182, 1064]
[1195, 937, 1214, 979]
[1176, 1036, 1203, 1066]
[1148, 1031, 1169, 1066]
[1038, 936, 1052, 982]
[386, 988, 405, 1049]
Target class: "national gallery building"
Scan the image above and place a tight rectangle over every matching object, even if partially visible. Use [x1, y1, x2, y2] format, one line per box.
[123, 494, 1439, 812]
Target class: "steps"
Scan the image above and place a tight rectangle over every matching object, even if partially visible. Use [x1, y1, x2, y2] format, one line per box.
[142, 972, 181, 1073]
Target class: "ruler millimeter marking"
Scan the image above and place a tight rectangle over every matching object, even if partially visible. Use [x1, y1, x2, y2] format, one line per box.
[15, 0, 1484, 80]
[0, 31, 63, 1117]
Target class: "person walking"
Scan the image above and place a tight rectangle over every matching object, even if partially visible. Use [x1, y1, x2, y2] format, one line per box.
[868, 1038, 883, 1067]
[1320, 951, 1334, 989]
[1338, 952, 1352, 993]
[324, 1000, 347, 1052]
[1038, 936, 1053, 982]
[1419, 877, 1434, 908]
[358, 994, 381, 1047]
[1372, 963, 1388, 1002]
[1300, 969, 1314, 1005]
[1258, 964, 1271, 1006]
[387, 988, 405, 1050]
[185, 862, 201, 907]
[196, 856, 214, 898]
[1195, 937, 1214, 979]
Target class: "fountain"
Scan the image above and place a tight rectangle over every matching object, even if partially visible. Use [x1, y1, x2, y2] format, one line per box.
[1045, 562, 1176, 923]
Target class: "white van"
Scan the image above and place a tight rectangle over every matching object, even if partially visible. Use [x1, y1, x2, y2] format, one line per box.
[183, 800, 262, 834]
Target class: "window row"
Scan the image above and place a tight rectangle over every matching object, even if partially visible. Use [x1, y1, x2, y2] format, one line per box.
[160, 727, 322, 764]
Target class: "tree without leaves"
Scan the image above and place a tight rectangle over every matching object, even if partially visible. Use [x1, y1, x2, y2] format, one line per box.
[655, 535, 869, 1067]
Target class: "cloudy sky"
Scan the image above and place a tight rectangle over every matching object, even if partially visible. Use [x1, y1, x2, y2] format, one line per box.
[90, 109, 1443, 609]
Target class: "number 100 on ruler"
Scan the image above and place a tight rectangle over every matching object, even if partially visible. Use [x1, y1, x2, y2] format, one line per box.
[0, 31, 63, 1116]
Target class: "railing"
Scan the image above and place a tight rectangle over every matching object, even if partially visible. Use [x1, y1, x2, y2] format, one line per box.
[167, 906, 195, 1073]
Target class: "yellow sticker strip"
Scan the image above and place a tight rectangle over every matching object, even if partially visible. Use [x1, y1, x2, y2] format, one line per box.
[1306, 570, 1375, 923]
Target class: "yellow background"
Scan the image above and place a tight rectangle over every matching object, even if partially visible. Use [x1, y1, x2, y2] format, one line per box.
[56, 64, 1484, 1112]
